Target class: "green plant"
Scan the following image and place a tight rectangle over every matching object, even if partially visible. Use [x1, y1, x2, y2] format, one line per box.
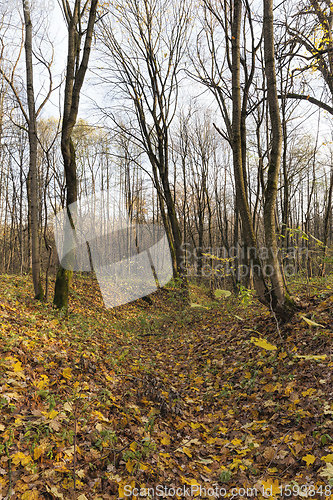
[238, 285, 253, 306]
[219, 469, 232, 483]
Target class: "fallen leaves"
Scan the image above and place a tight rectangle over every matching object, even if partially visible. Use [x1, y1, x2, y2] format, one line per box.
[300, 315, 325, 328]
[62, 367, 72, 379]
[302, 454, 316, 466]
[0, 273, 332, 498]
[250, 336, 277, 350]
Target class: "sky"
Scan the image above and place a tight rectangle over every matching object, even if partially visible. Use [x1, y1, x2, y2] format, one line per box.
[1, 0, 333, 151]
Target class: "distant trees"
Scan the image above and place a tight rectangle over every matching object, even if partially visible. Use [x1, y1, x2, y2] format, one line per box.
[0, 0, 331, 315]
[0, 1, 53, 298]
[98, 0, 191, 282]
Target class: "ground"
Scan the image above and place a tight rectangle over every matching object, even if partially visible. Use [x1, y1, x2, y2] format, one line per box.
[0, 274, 332, 499]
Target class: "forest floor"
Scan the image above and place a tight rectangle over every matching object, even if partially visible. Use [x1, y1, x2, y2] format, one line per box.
[0, 273, 332, 500]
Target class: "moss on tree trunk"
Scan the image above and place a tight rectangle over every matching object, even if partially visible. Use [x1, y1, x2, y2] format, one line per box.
[53, 266, 73, 310]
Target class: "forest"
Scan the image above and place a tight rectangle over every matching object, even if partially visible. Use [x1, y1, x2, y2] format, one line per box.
[0, 0, 332, 498]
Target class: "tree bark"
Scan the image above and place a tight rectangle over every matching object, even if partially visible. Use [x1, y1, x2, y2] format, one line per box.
[231, 0, 268, 303]
[54, 0, 98, 309]
[23, 0, 44, 300]
[263, 0, 295, 320]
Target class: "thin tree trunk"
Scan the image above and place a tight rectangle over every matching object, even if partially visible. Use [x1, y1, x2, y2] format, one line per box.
[321, 165, 333, 276]
[23, 0, 44, 299]
[231, 0, 268, 303]
[54, 0, 98, 309]
[263, 0, 294, 319]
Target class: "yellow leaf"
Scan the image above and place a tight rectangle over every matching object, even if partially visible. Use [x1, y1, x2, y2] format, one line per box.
[261, 478, 280, 497]
[263, 383, 276, 393]
[118, 481, 126, 498]
[37, 375, 49, 390]
[321, 454, 333, 463]
[319, 463, 333, 479]
[139, 462, 149, 471]
[62, 367, 72, 379]
[182, 446, 192, 458]
[301, 315, 324, 328]
[251, 337, 277, 351]
[13, 361, 23, 372]
[207, 437, 216, 444]
[293, 431, 306, 442]
[92, 410, 109, 422]
[11, 452, 32, 466]
[161, 435, 171, 445]
[295, 354, 327, 361]
[190, 422, 201, 429]
[11, 452, 25, 465]
[180, 476, 199, 485]
[126, 460, 135, 473]
[302, 388, 316, 397]
[129, 442, 137, 451]
[22, 490, 39, 500]
[302, 454, 316, 466]
[34, 446, 44, 460]
[48, 410, 58, 419]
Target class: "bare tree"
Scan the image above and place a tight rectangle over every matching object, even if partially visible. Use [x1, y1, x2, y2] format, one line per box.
[53, 0, 99, 309]
[263, 0, 295, 318]
[0, 3, 53, 299]
[23, 0, 44, 298]
[98, 0, 191, 284]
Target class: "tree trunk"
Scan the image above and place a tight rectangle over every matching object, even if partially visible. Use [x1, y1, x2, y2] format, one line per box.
[321, 165, 333, 276]
[263, 0, 295, 320]
[53, 0, 98, 309]
[23, 0, 44, 300]
[231, 0, 268, 303]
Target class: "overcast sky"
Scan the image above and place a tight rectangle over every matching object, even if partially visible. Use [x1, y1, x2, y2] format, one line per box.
[2, 0, 333, 149]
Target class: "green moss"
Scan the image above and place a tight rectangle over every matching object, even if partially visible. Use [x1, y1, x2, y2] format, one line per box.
[53, 266, 73, 310]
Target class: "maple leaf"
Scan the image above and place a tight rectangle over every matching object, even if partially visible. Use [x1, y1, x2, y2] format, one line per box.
[125, 459, 135, 473]
[302, 454, 316, 466]
[160, 435, 171, 445]
[261, 478, 280, 498]
[319, 463, 333, 480]
[11, 452, 32, 466]
[182, 446, 192, 458]
[33, 445, 45, 460]
[21, 490, 39, 500]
